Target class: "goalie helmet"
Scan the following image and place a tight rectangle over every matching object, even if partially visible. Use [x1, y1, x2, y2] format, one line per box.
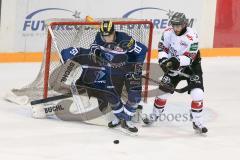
[100, 20, 115, 36]
[170, 12, 187, 25]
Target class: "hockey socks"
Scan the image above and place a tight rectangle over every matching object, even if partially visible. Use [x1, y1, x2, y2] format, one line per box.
[110, 102, 138, 132]
[142, 98, 166, 125]
[191, 100, 208, 133]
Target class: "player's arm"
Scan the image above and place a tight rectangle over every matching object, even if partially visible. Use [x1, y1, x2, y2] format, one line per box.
[160, 30, 199, 72]
[126, 40, 148, 63]
[157, 31, 173, 72]
[121, 35, 148, 62]
[90, 38, 100, 54]
[158, 31, 170, 61]
[89, 33, 107, 63]
[178, 33, 199, 67]
[61, 47, 90, 62]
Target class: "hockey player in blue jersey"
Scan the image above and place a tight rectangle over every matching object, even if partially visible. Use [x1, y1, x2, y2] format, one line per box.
[89, 20, 147, 132]
[60, 20, 147, 133]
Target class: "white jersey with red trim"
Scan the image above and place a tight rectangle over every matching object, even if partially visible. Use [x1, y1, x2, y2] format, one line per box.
[158, 27, 199, 67]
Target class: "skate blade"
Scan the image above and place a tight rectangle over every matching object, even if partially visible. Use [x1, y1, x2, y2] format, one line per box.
[194, 129, 207, 137]
[141, 117, 156, 127]
[119, 127, 138, 136]
[108, 126, 138, 136]
[141, 122, 153, 127]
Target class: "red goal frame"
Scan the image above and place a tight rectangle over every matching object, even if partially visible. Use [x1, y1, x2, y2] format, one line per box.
[44, 20, 154, 102]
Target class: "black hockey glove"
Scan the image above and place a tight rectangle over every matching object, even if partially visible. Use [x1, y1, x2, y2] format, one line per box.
[159, 57, 180, 73]
[158, 75, 175, 94]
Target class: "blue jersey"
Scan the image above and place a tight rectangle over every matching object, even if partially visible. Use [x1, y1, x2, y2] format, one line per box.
[60, 32, 145, 120]
[90, 31, 148, 63]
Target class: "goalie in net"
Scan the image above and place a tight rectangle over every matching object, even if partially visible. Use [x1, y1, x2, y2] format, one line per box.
[5, 18, 153, 133]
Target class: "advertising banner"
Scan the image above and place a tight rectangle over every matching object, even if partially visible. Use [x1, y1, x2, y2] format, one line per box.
[15, 0, 207, 52]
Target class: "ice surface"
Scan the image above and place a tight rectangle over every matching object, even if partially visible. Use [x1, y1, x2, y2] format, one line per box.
[0, 58, 240, 160]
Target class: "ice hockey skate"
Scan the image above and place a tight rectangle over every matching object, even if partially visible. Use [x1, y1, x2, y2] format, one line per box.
[142, 106, 164, 125]
[190, 111, 208, 134]
[120, 120, 138, 134]
[108, 117, 121, 128]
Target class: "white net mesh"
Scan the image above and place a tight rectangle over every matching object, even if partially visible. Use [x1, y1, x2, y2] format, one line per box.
[7, 18, 153, 104]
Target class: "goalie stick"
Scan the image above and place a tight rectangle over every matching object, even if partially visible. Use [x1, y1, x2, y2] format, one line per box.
[30, 86, 87, 105]
[30, 93, 72, 105]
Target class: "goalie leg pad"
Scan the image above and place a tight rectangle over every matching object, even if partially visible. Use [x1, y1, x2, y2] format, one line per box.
[49, 60, 80, 93]
[31, 99, 68, 119]
[31, 104, 47, 119]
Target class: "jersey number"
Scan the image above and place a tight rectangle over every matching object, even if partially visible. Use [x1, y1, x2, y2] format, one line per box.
[70, 47, 79, 56]
[134, 45, 142, 54]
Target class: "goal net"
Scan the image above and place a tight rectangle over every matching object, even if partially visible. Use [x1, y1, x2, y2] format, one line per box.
[5, 18, 153, 105]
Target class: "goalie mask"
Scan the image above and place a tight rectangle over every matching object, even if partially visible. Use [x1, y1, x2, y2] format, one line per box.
[100, 20, 115, 36]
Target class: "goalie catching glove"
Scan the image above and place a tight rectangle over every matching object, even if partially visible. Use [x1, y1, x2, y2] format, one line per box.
[159, 57, 180, 73]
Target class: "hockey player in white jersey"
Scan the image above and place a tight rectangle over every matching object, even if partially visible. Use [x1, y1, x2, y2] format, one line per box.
[144, 12, 207, 133]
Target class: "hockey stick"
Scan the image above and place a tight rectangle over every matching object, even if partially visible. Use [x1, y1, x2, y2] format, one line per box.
[30, 87, 87, 105]
[170, 70, 190, 78]
[30, 61, 190, 105]
[30, 93, 72, 105]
